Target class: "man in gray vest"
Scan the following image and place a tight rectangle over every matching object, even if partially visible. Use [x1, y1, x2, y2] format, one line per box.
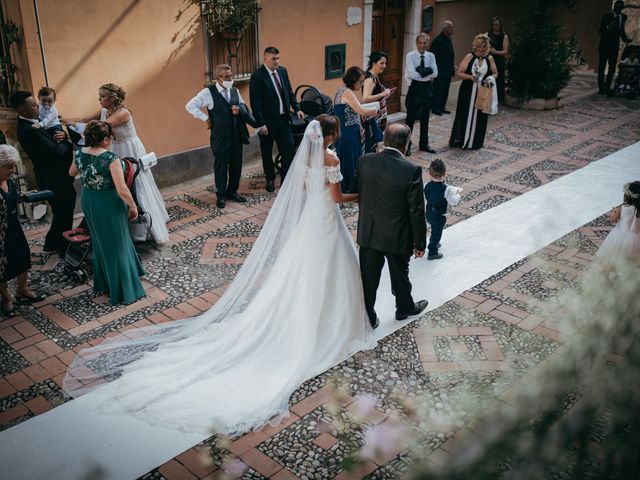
[186, 64, 256, 209]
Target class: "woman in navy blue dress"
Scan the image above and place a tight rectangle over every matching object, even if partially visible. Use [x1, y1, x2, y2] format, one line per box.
[333, 66, 381, 192]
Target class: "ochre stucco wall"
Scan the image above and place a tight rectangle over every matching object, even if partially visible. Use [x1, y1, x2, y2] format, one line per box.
[8, 0, 366, 158]
[432, 0, 601, 72]
[257, 0, 364, 103]
[14, 0, 207, 157]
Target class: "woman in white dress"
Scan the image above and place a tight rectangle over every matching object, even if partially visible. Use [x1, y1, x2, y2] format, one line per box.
[63, 115, 377, 435]
[66, 84, 169, 244]
[597, 181, 640, 264]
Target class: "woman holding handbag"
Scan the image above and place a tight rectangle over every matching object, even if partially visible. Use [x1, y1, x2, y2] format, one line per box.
[449, 34, 498, 150]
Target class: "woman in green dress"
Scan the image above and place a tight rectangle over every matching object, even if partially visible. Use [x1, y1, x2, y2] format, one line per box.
[69, 121, 145, 305]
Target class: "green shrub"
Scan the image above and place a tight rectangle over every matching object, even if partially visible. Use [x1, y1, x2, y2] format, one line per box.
[507, 2, 581, 100]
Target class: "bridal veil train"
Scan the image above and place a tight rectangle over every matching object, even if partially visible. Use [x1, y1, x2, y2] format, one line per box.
[64, 120, 377, 435]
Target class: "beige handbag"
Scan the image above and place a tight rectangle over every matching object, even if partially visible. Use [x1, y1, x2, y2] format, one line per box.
[474, 85, 493, 112]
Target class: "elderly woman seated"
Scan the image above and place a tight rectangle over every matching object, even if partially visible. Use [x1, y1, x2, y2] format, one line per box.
[0, 144, 46, 318]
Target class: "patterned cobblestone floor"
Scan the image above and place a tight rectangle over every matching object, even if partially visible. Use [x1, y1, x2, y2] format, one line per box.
[1, 72, 638, 479]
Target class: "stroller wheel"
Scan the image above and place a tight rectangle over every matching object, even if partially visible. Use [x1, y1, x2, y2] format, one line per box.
[71, 269, 88, 283]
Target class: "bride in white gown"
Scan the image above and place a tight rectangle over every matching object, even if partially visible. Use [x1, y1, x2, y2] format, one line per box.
[64, 116, 377, 435]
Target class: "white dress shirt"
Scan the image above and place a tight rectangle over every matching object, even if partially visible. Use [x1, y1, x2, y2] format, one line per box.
[265, 65, 286, 115]
[404, 50, 438, 84]
[37, 104, 61, 129]
[185, 83, 246, 122]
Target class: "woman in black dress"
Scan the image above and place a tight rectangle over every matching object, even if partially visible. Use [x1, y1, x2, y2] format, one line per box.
[449, 34, 498, 150]
[0, 145, 45, 318]
[362, 51, 393, 131]
[488, 16, 510, 102]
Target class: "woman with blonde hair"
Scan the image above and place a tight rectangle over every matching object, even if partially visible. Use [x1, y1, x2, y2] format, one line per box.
[449, 34, 498, 150]
[65, 83, 169, 244]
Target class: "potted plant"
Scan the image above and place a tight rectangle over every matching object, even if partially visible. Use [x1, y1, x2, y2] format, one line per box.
[199, 0, 258, 40]
[1, 15, 21, 151]
[506, 0, 582, 109]
[0, 15, 39, 197]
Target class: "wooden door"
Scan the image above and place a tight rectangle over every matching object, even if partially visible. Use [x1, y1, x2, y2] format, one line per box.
[371, 0, 406, 114]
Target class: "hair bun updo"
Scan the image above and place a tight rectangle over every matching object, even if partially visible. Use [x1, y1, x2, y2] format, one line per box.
[84, 120, 113, 147]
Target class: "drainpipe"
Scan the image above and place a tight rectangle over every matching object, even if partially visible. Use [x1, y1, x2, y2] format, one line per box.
[33, 0, 49, 86]
[200, 1, 212, 83]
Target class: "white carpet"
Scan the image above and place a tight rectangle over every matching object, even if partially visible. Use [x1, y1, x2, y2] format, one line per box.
[1, 142, 638, 480]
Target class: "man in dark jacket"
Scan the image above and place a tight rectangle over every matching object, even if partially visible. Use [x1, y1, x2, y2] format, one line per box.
[186, 64, 257, 209]
[352, 123, 428, 329]
[431, 20, 455, 115]
[249, 47, 304, 192]
[10, 91, 75, 254]
[598, 0, 630, 94]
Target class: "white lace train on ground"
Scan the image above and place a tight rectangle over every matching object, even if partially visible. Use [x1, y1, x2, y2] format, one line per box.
[65, 121, 376, 435]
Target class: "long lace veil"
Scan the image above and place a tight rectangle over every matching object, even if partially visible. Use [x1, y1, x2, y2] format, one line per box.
[64, 120, 328, 398]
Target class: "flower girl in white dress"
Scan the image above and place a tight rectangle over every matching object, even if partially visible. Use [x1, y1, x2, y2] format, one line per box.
[597, 181, 640, 264]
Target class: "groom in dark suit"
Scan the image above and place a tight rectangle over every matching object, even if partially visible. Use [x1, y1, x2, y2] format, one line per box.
[598, 0, 631, 94]
[249, 46, 304, 192]
[10, 91, 76, 254]
[352, 123, 428, 329]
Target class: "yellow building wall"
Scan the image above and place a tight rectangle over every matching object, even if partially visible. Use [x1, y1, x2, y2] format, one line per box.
[11, 0, 207, 157]
[5, 0, 365, 159]
[257, 0, 364, 100]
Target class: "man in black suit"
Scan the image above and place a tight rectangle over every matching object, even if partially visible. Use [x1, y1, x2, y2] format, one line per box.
[249, 46, 304, 192]
[598, 0, 631, 94]
[186, 64, 257, 209]
[352, 123, 428, 329]
[431, 21, 455, 115]
[10, 91, 75, 254]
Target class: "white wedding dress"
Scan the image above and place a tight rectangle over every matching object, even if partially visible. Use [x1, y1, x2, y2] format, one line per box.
[100, 108, 170, 244]
[64, 121, 376, 435]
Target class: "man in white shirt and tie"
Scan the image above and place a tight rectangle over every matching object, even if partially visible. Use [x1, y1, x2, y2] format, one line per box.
[404, 33, 438, 154]
[186, 64, 256, 209]
[249, 47, 305, 192]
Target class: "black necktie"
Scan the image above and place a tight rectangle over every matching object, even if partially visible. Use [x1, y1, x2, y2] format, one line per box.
[420, 55, 425, 69]
[272, 71, 286, 109]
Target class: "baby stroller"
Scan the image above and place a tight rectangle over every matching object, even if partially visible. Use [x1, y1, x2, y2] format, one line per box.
[62, 156, 152, 283]
[612, 44, 640, 99]
[274, 85, 334, 175]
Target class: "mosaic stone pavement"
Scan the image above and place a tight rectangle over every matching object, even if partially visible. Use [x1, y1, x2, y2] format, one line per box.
[1, 73, 638, 479]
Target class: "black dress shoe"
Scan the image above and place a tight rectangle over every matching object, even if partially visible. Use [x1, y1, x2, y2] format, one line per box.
[420, 145, 436, 154]
[266, 180, 275, 192]
[16, 293, 47, 303]
[442, 110, 451, 114]
[427, 252, 444, 260]
[216, 197, 225, 209]
[369, 315, 379, 329]
[432, 110, 443, 116]
[406, 140, 413, 157]
[226, 193, 247, 203]
[396, 299, 429, 320]
[43, 244, 58, 253]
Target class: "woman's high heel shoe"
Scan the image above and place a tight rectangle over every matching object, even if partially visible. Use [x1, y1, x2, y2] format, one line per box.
[1, 301, 16, 318]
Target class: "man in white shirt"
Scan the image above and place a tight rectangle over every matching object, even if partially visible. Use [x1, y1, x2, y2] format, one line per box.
[404, 33, 438, 154]
[186, 64, 256, 209]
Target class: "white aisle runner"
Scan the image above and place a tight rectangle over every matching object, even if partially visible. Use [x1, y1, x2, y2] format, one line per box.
[1, 143, 638, 480]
